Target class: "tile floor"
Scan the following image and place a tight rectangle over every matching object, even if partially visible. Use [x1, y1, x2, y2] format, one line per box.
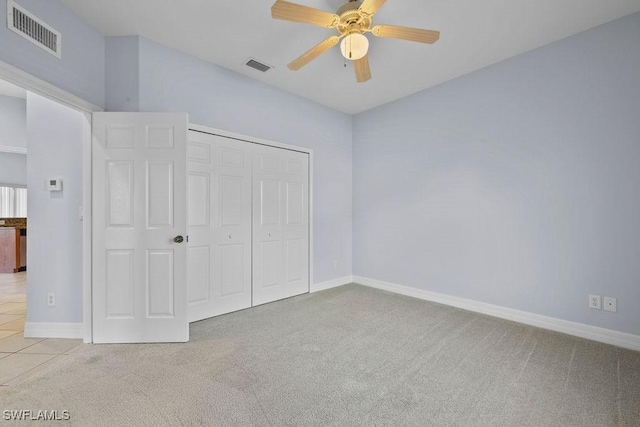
[0, 272, 83, 386]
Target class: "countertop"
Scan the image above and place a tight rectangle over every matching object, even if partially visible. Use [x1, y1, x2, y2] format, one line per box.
[0, 218, 27, 229]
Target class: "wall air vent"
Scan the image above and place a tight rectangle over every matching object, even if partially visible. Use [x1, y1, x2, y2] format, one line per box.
[245, 58, 272, 73]
[7, 0, 61, 58]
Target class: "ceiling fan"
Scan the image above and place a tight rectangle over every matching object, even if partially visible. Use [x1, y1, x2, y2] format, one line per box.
[271, 0, 440, 83]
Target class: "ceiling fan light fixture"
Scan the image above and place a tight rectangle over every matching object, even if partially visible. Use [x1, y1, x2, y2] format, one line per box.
[271, 0, 440, 82]
[340, 33, 369, 60]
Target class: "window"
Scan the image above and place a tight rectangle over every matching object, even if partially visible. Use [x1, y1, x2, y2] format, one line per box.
[0, 186, 27, 217]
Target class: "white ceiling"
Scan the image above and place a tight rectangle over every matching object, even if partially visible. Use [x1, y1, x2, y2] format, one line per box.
[0, 79, 26, 99]
[61, 0, 640, 114]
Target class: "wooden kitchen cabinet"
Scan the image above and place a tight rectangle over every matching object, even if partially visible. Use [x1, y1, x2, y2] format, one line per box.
[0, 227, 26, 273]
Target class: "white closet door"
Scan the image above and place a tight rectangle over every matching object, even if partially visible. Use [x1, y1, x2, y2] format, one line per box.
[280, 148, 310, 299]
[252, 144, 309, 305]
[187, 131, 252, 322]
[92, 113, 188, 343]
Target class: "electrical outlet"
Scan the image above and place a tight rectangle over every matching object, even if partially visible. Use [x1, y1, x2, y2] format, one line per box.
[47, 293, 56, 307]
[603, 297, 617, 312]
[333, 260, 339, 270]
[588, 294, 601, 309]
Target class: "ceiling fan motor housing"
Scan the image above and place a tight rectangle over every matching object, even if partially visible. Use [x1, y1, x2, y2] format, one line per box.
[337, 1, 371, 35]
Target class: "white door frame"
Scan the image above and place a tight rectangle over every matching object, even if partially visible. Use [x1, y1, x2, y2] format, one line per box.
[0, 60, 102, 343]
[189, 123, 315, 295]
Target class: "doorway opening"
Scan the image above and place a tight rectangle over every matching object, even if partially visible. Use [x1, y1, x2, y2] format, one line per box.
[0, 78, 28, 342]
[0, 77, 86, 385]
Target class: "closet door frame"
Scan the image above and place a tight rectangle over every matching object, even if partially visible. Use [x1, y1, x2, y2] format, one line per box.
[188, 123, 314, 296]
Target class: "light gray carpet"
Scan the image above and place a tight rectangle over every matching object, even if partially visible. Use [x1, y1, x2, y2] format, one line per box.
[1, 284, 639, 426]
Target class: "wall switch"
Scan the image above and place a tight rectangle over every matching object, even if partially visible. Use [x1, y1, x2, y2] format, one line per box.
[588, 295, 601, 309]
[603, 297, 617, 312]
[47, 293, 56, 307]
[333, 260, 339, 269]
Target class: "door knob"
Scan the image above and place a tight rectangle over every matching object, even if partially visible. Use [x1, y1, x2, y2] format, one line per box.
[173, 235, 184, 243]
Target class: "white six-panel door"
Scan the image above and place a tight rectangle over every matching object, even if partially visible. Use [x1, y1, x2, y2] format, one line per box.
[252, 144, 309, 306]
[92, 113, 189, 343]
[187, 131, 252, 322]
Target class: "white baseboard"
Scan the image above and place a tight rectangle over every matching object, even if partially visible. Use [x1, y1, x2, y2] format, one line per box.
[353, 275, 640, 352]
[311, 275, 354, 293]
[24, 322, 84, 339]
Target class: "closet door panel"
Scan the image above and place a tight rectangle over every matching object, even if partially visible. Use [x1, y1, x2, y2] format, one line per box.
[252, 144, 309, 306]
[281, 149, 309, 299]
[252, 145, 284, 305]
[187, 131, 252, 322]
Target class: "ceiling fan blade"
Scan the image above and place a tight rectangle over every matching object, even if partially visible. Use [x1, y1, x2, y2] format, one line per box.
[371, 25, 440, 43]
[288, 36, 341, 70]
[272, 0, 339, 28]
[358, 0, 387, 17]
[354, 54, 371, 83]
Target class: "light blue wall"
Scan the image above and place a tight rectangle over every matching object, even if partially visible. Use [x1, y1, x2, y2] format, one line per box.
[0, 0, 105, 108]
[353, 12, 640, 335]
[0, 152, 26, 186]
[26, 91, 84, 323]
[105, 36, 139, 112]
[0, 94, 26, 150]
[105, 36, 353, 284]
[0, 94, 27, 187]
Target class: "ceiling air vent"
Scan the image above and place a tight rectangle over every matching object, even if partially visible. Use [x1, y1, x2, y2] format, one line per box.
[7, 0, 61, 58]
[245, 58, 272, 73]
